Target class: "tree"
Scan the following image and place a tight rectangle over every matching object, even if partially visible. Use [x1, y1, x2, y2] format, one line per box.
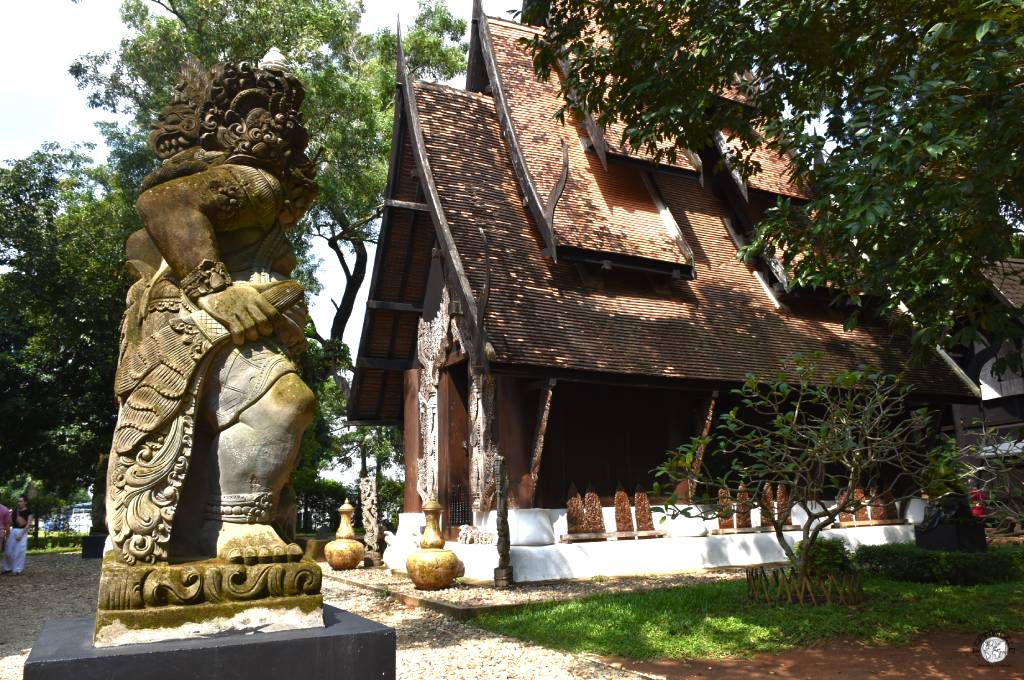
[958, 430, 1024, 532]
[57, 0, 466, 527]
[528, 1, 1024, 364]
[655, 356, 936, 582]
[70, 0, 467, 356]
[0, 145, 137, 509]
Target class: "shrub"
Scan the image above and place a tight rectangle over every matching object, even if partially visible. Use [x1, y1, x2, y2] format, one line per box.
[855, 543, 1024, 585]
[796, 537, 854, 575]
[26, 533, 85, 552]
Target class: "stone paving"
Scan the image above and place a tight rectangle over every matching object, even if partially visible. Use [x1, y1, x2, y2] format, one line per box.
[0, 554, 646, 680]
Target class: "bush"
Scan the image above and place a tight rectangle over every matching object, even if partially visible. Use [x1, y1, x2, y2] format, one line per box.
[26, 533, 85, 552]
[796, 537, 855, 574]
[855, 543, 1024, 585]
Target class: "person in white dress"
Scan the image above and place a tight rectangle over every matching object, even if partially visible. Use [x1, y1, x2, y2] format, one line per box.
[2, 496, 32, 575]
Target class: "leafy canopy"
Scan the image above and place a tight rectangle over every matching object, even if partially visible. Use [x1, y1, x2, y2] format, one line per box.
[655, 355, 937, 572]
[529, 1, 1024, 359]
[0, 145, 137, 495]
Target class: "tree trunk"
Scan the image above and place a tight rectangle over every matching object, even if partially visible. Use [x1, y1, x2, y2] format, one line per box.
[90, 454, 108, 535]
[330, 239, 367, 343]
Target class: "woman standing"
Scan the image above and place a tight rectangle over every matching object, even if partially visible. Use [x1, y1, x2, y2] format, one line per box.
[2, 495, 32, 575]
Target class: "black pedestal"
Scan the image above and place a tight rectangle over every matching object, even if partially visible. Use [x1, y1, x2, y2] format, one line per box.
[80, 534, 106, 559]
[915, 521, 987, 552]
[24, 605, 395, 680]
[494, 565, 514, 588]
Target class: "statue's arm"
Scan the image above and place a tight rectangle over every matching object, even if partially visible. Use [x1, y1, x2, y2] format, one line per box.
[136, 176, 279, 345]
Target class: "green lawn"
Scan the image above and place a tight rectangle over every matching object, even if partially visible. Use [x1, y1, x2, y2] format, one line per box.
[474, 577, 1024, 660]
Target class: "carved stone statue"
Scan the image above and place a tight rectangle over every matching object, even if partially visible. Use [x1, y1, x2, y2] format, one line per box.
[96, 52, 322, 645]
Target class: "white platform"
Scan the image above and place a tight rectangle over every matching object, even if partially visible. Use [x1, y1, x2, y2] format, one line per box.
[383, 500, 924, 583]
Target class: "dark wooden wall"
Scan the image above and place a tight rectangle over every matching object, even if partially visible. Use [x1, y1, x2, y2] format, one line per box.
[533, 382, 706, 508]
[438, 359, 470, 534]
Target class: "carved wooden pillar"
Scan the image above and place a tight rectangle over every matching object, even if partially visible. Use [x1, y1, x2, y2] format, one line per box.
[403, 369, 422, 513]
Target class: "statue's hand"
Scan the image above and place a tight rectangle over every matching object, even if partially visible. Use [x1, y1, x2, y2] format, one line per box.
[198, 285, 281, 346]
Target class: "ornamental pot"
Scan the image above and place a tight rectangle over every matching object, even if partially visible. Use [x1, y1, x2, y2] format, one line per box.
[406, 498, 462, 590]
[325, 499, 364, 570]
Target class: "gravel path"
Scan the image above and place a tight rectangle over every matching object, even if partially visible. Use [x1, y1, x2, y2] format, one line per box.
[0, 553, 99, 680]
[0, 554, 644, 680]
[332, 566, 739, 609]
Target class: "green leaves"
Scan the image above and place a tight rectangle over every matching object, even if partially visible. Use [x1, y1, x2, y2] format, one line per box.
[534, 0, 1024, 361]
[976, 19, 997, 41]
[0, 146, 135, 494]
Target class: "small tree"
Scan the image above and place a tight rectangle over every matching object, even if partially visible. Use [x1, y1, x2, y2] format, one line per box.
[959, 429, 1024, 533]
[655, 356, 936, 584]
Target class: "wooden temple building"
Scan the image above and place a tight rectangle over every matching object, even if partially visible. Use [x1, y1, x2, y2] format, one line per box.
[348, 4, 976, 578]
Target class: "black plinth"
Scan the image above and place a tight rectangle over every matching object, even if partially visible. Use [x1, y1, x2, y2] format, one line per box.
[80, 534, 106, 559]
[915, 521, 987, 552]
[24, 605, 395, 680]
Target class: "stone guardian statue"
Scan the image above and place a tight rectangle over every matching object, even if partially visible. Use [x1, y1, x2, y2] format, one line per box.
[95, 51, 323, 645]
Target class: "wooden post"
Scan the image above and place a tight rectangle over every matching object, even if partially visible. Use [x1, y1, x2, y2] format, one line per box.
[524, 379, 555, 507]
[402, 369, 422, 513]
[494, 454, 513, 587]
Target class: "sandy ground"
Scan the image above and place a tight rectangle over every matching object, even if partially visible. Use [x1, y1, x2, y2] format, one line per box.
[0, 554, 634, 680]
[3, 554, 1019, 679]
[606, 631, 1024, 679]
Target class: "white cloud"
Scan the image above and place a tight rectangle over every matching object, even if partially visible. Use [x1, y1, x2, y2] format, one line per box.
[0, 0, 128, 163]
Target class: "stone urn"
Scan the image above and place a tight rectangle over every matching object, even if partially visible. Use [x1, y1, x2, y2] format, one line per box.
[325, 499, 364, 571]
[406, 498, 462, 590]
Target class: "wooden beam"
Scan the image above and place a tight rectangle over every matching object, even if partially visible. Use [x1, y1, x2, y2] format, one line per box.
[465, 0, 490, 93]
[385, 198, 429, 212]
[642, 171, 695, 270]
[366, 299, 423, 313]
[524, 379, 556, 507]
[475, 4, 559, 259]
[559, 246, 694, 280]
[397, 28, 480, 331]
[348, 31, 410, 424]
[557, 59, 608, 171]
[357, 357, 412, 371]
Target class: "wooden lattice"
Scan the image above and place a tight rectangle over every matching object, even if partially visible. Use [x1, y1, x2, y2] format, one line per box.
[775, 484, 790, 524]
[746, 566, 864, 606]
[718, 487, 734, 529]
[838, 490, 854, 523]
[634, 486, 655, 532]
[735, 483, 751, 529]
[760, 484, 775, 524]
[854, 488, 869, 521]
[566, 482, 585, 534]
[583, 485, 606, 533]
[614, 484, 635, 533]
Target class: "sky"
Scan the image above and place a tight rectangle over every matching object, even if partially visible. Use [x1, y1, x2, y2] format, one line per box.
[0, 0, 521, 358]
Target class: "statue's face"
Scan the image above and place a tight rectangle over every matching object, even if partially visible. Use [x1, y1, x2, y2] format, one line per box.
[149, 60, 314, 184]
[150, 101, 203, 159]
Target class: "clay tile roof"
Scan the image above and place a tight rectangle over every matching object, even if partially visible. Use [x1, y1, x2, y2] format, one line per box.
[487, 19, 692, 267]
[987, 259, 1024, 309]
[488, 17, 807, 201]
[722, 130, 809, 199]
[411, 80, 973, 399]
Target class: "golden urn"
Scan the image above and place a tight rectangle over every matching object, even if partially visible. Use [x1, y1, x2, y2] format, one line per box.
[325, 499, 364, 571]
[406, 498, 462, 590]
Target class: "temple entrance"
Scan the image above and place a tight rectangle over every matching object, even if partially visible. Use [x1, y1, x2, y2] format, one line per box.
[437, 358, 471, 537]
[535, 382, 708, 507]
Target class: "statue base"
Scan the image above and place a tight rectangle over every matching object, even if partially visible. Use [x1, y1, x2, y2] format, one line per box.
[25, 604, 395, 680]
[95, 552, 323, 647]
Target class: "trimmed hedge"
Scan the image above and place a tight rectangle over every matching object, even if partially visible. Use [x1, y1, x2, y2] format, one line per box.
[26, 534, 85, 552]
[855, 543, 1024, 585]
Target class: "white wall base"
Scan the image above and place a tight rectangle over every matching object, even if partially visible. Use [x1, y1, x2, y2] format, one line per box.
[383, 524, 915, 583]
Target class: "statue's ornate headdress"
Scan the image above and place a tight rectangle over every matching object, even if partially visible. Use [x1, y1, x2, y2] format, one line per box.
[149, 50, 310, 177]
